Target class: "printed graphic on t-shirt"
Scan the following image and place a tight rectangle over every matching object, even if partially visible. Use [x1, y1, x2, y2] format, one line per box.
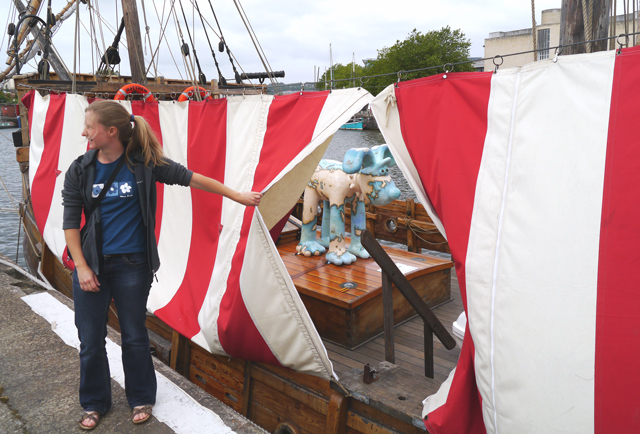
[92, 181, 134, 198]
[106, 183, 118, 197]
[92, 183, 104, 198]
[119, 182, 132, 196]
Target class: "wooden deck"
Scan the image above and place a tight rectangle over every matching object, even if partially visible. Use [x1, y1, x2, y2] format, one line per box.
[325, 268, 463, 385]
[279, 239, 453, 349]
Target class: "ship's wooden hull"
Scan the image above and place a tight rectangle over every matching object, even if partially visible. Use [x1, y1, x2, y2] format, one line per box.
[13, 74, 453, 434]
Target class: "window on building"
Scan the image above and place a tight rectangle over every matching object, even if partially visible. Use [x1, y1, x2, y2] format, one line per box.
[538, 28, 550, 60]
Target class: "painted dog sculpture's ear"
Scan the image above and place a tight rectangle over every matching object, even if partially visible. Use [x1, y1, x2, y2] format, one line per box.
[371, 144, 396, 167]
[342, 147, 371, 174]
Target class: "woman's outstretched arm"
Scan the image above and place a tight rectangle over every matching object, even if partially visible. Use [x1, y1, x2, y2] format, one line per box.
[189, 173, 262, 206]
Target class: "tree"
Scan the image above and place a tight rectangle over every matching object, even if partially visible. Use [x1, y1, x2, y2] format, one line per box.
[362, 27, 474, 95]
[317, 62, 365, 90]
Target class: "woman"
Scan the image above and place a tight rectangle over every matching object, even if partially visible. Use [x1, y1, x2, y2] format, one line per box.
[62, 100, 261, 430]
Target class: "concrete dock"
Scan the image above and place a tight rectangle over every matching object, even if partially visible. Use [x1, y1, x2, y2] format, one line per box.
[0, 254, 266, 434]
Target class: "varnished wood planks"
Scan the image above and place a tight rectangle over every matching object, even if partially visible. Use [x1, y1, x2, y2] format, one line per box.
[280, 236, 453, 349]
[326, 269, 463, 381]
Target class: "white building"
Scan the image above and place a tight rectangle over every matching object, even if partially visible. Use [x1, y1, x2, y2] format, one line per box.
[484, 9, 640, 71]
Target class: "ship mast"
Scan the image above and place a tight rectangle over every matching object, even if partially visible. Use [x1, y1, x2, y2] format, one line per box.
[121, 0, 147, 84]
[560, 0, 612, 54]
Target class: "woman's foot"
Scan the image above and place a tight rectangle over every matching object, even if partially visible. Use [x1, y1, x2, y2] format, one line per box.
[132, 405, 153, 424]
[78, 411, 100, 430]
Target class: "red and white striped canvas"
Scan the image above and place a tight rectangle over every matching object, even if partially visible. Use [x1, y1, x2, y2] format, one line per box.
[24, 88, 372, 378]
[372, 47, 640, 433]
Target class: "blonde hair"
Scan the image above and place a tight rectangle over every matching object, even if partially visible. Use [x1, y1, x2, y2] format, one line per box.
[86, 100, 167, 167]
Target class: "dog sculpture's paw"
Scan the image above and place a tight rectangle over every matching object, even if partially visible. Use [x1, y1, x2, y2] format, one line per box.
[296, 241, 326, 257]
[326, 251, 357, 266]
[348, 244, 371, 259]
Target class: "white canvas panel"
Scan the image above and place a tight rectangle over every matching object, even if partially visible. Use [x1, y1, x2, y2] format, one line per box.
[42, 95, 90, 258]
[467, 51, 616, 434]
[28, 92, 50, 189]
[240, 209, 333, 378]
[148, 101, 193, 312]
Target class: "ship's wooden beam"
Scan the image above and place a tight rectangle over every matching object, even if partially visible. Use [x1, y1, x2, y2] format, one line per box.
[14, 79, 263, 97]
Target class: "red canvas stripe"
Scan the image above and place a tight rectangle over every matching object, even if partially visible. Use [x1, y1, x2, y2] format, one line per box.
[130, 101, 164, 239]
[394, 72, 492, 433]
[216, 206, 278, 364]
[394, 73, 492, 293]
[253, 91, 330, 192]
[154, 100, 227, 339]
[31, 94, 66, 234]
[217, 92, 328, 363]
[424, 331, 486, 434]
[595, 46, 640, 432]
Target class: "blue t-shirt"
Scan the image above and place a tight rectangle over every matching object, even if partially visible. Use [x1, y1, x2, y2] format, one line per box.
[93, 156, 146, 254]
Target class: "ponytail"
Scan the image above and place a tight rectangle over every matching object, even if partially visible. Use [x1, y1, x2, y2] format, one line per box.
[85, 100, 167, 167]
[128, 115, 167, 167]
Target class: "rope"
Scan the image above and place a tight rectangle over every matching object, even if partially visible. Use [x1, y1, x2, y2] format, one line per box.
[0, 176, 19, 213]
[0, 39, 37, 81]
[1, 2, 16, 54]
[0, 257, 54, 291]
[582, 0, 594, 52]
[177, 0, 204, 91]
[146, 0, 184, 80]
[72, 0, 80, 94]
[94, 0, 107, 59]
[207, 0, 244, 85]
[625, 0, 629, 36]
[634, 0, 637, 45]
[16, 214, 22, 263]
[171, 3, 198, 89]
[404, 219, 449, 247]
[192, 0, 226, 85]
[611, 0, 617, 50]
[312, 31, 640, 89]
[140, 0, 158, 76]
[87, 3, 96, 75]
[531, 0, 538, 61]
[233, 0, 279, 89]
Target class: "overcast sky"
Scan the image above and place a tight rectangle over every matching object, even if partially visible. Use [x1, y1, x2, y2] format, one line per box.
[2, 1, 621, 85]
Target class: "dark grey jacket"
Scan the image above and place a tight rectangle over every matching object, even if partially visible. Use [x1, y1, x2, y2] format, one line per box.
[62, 149, 193, 275]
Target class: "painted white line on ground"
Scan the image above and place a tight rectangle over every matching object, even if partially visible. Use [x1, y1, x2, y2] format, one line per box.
[22, 291, 235, 434]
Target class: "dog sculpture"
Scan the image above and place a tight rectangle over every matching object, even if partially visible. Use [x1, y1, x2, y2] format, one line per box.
[297, 144, 401, 265]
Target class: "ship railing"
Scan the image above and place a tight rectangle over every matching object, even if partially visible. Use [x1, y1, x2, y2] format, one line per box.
[361, 230, 457, 378]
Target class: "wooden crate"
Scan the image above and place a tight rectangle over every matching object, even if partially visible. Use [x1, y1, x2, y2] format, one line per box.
[279, 239, 453, 349]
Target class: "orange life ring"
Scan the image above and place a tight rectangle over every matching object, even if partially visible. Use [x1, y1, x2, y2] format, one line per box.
[114, 83, 155, 101]
[178, 86, 213, 102]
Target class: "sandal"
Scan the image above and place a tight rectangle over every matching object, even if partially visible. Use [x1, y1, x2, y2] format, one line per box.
[78, 411, 100, 430]
[132, 405, 153, 424]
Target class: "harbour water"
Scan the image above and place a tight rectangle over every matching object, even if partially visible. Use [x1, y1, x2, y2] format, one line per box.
[324, 128, 414, 200]
[0, 128, 25, 267]
[0, 126, 414, 269]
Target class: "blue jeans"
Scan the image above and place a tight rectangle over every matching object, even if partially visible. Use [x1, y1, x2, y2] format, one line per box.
[73, 252, 156, 413]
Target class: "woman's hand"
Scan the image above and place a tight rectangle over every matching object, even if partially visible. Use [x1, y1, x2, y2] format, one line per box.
[236, 191, 262, 207]
[64, 228, 100, 292]
[189, 173, 262, 206]
[77, 264, 101, 292]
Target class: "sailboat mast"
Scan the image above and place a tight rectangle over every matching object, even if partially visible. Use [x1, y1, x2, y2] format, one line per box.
[329, 43, 333, 90]
[121, 0, 146, 83]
